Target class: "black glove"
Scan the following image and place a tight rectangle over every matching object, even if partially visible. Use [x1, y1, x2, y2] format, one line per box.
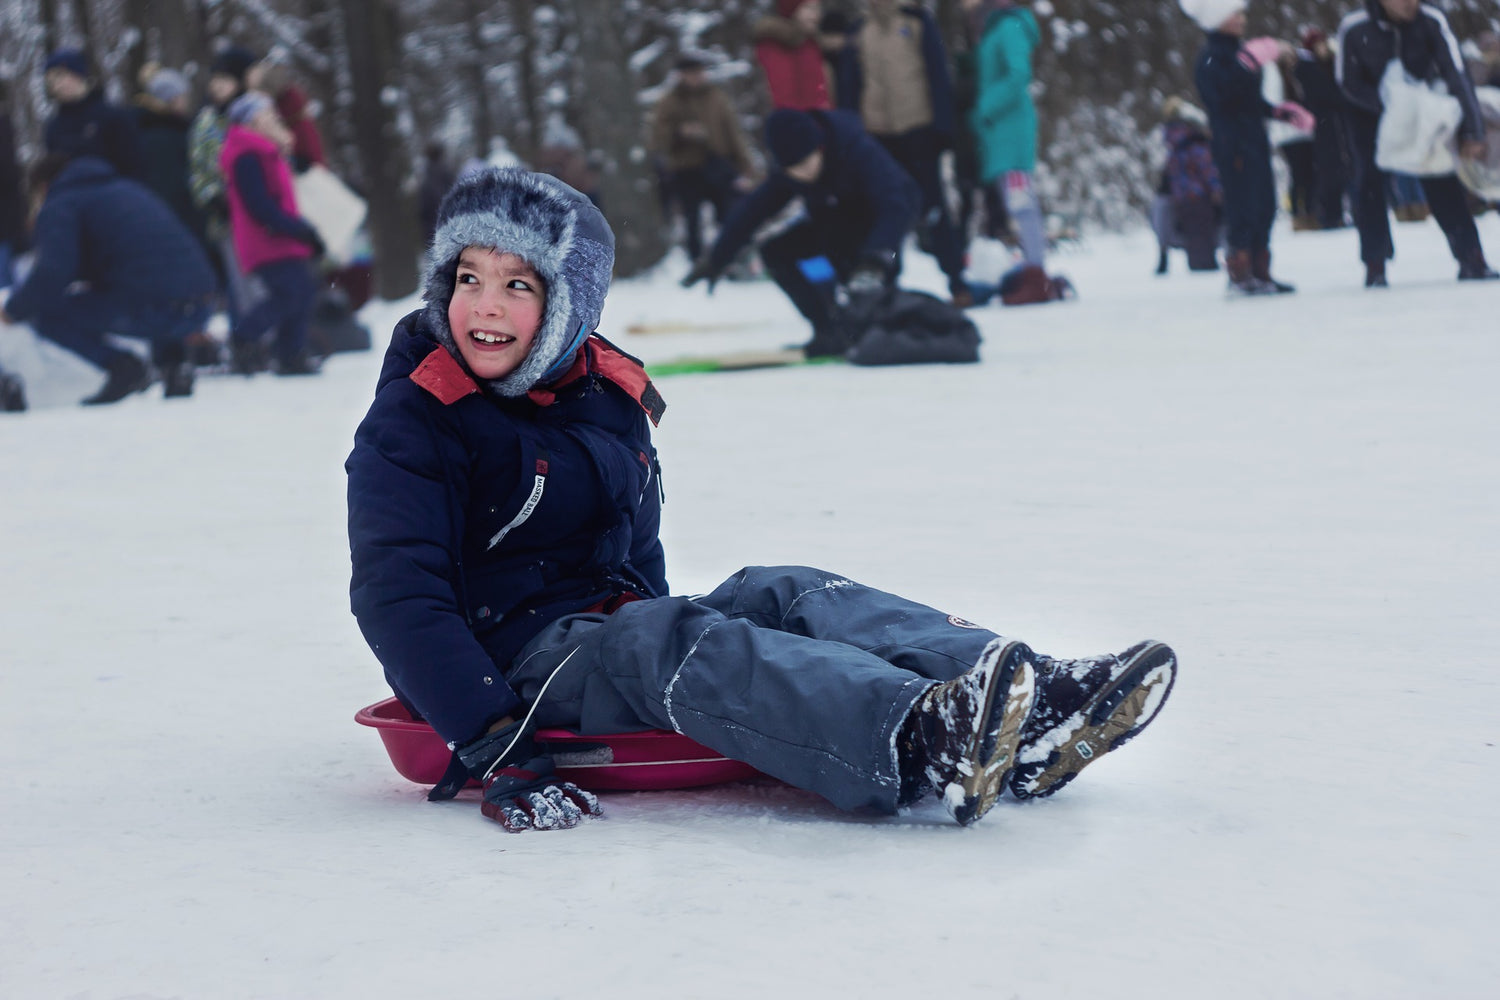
[680, 255, 721, 293]
[456, 720, 602, 833]
[291, 219, 326, 259]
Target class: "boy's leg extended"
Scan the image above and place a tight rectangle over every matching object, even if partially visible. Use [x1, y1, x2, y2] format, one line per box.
[507, 593, 935, 813]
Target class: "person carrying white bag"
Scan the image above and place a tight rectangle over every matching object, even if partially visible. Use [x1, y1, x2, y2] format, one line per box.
[1336, 0, 1497, 287]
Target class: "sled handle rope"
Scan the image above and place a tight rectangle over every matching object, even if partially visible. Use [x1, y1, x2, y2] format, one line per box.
[481, 646, 581, 782]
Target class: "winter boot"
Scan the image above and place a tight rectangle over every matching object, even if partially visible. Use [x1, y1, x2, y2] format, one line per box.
[1364, 260, 1388, 288]
[1225, 250, 1269, 296]
[81, 352, 152, 406]
[153, 340, 195, 399]
[1008, 641, 1177, 801]
[230, 339, 268, 376]
[1457, 249, 1500, 282]
[896, 638, 1037, 826]
[800, 321, 855, 359]
[999, 265, 1058, 306]
[1252, 249, 1296, 294]
[0, 368, 26, 413]
[1155, 248, 1169, 276]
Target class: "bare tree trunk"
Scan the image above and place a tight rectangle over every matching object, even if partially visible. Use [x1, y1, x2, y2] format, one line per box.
[337, 0, 419, 299]
[568, 0, 665, 276]
[508, 0, 542, 160]
[462, 0, 495, 159]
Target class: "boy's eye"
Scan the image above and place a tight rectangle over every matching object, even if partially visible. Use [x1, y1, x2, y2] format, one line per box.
[508, 279, 534, 291]
[456, 272, 478, 284]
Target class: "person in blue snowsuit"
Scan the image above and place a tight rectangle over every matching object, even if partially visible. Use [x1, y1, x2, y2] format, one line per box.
[345, 166, 1179, 833]
[1, 155, 216, 403]
[681, 108, 920, 357]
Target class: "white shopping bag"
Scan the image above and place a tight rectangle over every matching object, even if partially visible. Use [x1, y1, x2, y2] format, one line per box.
[294, 164, 367, 266]
[1375, 59, 1462, 176]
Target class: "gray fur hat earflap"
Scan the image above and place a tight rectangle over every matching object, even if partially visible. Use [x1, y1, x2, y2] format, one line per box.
[423, 167, 615, 397]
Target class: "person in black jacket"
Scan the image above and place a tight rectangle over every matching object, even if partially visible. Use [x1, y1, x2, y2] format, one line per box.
[0, 155, 216, 403]
[42, 49, 141, 180]
[1184, 0, 1309, 294]
[133, 66, 205, 247]
[681, 108, 919, 356]
[1293, 29, 1351, 229]
[1336, 0, 1496, 285]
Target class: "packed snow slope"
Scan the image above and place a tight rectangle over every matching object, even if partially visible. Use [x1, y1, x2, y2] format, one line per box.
[3, 219, 1498, 999]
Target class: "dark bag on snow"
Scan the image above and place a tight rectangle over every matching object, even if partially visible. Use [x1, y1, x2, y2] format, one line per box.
[845, 290, 981, 366]
[306, 286, 372, 355]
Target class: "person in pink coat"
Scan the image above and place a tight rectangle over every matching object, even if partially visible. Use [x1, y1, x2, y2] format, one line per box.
[220, 92, 323, 375]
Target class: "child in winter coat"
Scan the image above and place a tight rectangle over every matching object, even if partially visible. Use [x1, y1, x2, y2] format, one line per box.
[345, 166, 1179, 833]
[220, 91, 323, 375]
[1153, 97, 1223, 273]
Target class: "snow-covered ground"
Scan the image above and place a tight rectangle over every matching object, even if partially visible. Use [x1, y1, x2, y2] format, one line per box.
[3, 218, 1497, 999]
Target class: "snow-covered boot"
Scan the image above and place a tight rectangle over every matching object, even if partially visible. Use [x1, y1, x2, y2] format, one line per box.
[897, 638, 1036, 826]
[1009, 641, 1177, 801]
[1252, 249, 1295, 293]
[82, 352, 152, 406]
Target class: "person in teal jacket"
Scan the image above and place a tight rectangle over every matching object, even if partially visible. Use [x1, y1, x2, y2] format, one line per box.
[964, 0, 1053, 302]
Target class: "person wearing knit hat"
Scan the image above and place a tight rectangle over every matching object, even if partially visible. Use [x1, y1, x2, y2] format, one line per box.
[134, 65, 205, 244]
[220, 89, 323, 375]
[348, 168, 1179, 834]
[42, 48, 142, 180]
[1186, 0, 1306, 293]
[188, 44, 260, 320]
[682, 107, 919, 357]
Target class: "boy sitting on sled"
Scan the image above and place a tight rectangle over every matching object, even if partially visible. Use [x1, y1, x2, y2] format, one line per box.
[345, 167, 1178, 832]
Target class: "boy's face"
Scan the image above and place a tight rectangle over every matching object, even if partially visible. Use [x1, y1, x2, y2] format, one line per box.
[448, 249, 547, 382]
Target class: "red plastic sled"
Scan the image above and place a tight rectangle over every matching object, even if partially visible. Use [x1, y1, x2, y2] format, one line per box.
[355, 697, 761, 792]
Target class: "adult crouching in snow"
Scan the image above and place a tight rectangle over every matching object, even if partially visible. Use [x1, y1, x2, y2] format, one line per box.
[346, 166, 1179, 832]
[1183, 0, 1310, 294]
[680, 108, 919, 358]
[1336, 0, 1498, 286]
[220, 91, 323, 376]
[0, 154, 215, 403]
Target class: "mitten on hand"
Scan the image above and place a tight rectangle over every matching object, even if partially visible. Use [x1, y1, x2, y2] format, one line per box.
[1273, 101, 1316, 133]
[1238, 37, 1284, 70]
[481, 755, 602, 832]
[456, 721, 602, 833]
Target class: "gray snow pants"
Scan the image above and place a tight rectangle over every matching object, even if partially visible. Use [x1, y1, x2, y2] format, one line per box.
[505, 565, 1004, 813]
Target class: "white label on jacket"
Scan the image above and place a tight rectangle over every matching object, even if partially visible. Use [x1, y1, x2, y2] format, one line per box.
[487, 475, 546, 551]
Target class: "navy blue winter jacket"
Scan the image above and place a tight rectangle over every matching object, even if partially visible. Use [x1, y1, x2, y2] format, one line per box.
[346, 311, 668, 746]
[1195, 32, 1274, 180]
[706, 109, 920, 275]
[45, 90, 142, 179]
[835, 6, 957, 141]
[5, 157, 216, 323]
[1336, 0, 1485, 143]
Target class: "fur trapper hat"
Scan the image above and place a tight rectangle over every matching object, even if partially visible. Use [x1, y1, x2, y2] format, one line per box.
[1179, 0, 1245, 31]
[423, 166, 615, 397]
